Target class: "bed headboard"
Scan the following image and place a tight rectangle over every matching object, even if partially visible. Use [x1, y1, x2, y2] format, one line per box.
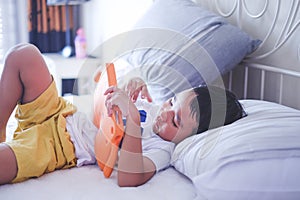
[193, 0, 300, 109]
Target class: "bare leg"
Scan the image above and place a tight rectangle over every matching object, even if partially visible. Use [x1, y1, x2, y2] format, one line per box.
[0, 43, 52, 142]
[0, 43, 52, 184]
[0, 144, 17, 184]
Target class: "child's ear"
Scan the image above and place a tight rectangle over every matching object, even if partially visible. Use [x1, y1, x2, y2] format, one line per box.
[93, 68, 102, 83]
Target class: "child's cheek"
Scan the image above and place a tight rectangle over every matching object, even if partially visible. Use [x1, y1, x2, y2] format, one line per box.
[160, 125, 177, 142]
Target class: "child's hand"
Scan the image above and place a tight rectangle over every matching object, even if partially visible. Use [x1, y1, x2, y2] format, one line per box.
[104, 86, 133, 117]
[122, 77, 152, 103]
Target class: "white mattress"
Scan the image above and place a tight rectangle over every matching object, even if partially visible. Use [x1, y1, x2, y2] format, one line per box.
[2, 97, 300, 200]
[0, 95, 197, 200]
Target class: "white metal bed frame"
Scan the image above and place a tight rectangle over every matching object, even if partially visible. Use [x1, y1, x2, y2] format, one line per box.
[194, 0, 300, 110]
[228, 63, 300, 105]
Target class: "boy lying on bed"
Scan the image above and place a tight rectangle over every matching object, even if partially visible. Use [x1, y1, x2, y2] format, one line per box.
[0, 43, 245, 187]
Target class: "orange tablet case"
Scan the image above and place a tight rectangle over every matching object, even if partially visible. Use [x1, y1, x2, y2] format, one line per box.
[93, 63, 124, 178]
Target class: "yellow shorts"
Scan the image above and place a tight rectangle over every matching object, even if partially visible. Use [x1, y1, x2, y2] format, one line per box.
[5, 80, 77, 183]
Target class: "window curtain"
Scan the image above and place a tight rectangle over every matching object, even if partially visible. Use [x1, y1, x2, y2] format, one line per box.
[27, 0, 80, 53]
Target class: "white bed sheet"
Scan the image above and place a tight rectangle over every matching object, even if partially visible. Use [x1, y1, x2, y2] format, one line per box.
[0, 95, 197, 200]
[0, 165, 196, 200]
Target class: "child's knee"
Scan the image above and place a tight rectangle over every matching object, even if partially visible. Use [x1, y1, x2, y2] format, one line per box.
[4, 43, 41, 67]
[10, 43, 36, 52]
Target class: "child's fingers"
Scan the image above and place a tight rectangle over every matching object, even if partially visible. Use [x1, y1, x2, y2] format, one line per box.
[105, 93, 113, 116]
[126, 80, 138, 97]
[141, 85, 152, 102]
[105, 98, 120, 117]
[131, 90, 140, 102]
[104, 86, 117, 95]
[104, 87, 118, 116]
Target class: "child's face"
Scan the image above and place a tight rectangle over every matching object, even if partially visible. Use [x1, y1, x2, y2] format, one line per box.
[152, 90, 198, 144]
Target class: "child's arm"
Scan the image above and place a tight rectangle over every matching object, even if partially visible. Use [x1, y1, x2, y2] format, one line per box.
[104, 86, 156, 187]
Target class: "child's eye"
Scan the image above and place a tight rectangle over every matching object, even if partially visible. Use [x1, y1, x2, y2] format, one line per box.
[169, 98, 173, 106]
[172, 117, 177, 127]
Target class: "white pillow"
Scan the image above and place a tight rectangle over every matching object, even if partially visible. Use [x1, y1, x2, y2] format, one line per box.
[171, 100, 300, 199]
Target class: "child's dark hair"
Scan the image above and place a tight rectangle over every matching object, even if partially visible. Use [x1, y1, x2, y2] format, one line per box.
[189, 85, 246, 134]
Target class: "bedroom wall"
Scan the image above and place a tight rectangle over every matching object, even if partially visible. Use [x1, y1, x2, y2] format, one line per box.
[81, 0, 153, 54]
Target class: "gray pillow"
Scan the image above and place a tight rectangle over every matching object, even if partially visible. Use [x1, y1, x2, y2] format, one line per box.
[120, 0, 261, 102]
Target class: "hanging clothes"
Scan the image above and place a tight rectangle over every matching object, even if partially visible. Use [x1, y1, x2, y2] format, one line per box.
[27, 0, 79, 53]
